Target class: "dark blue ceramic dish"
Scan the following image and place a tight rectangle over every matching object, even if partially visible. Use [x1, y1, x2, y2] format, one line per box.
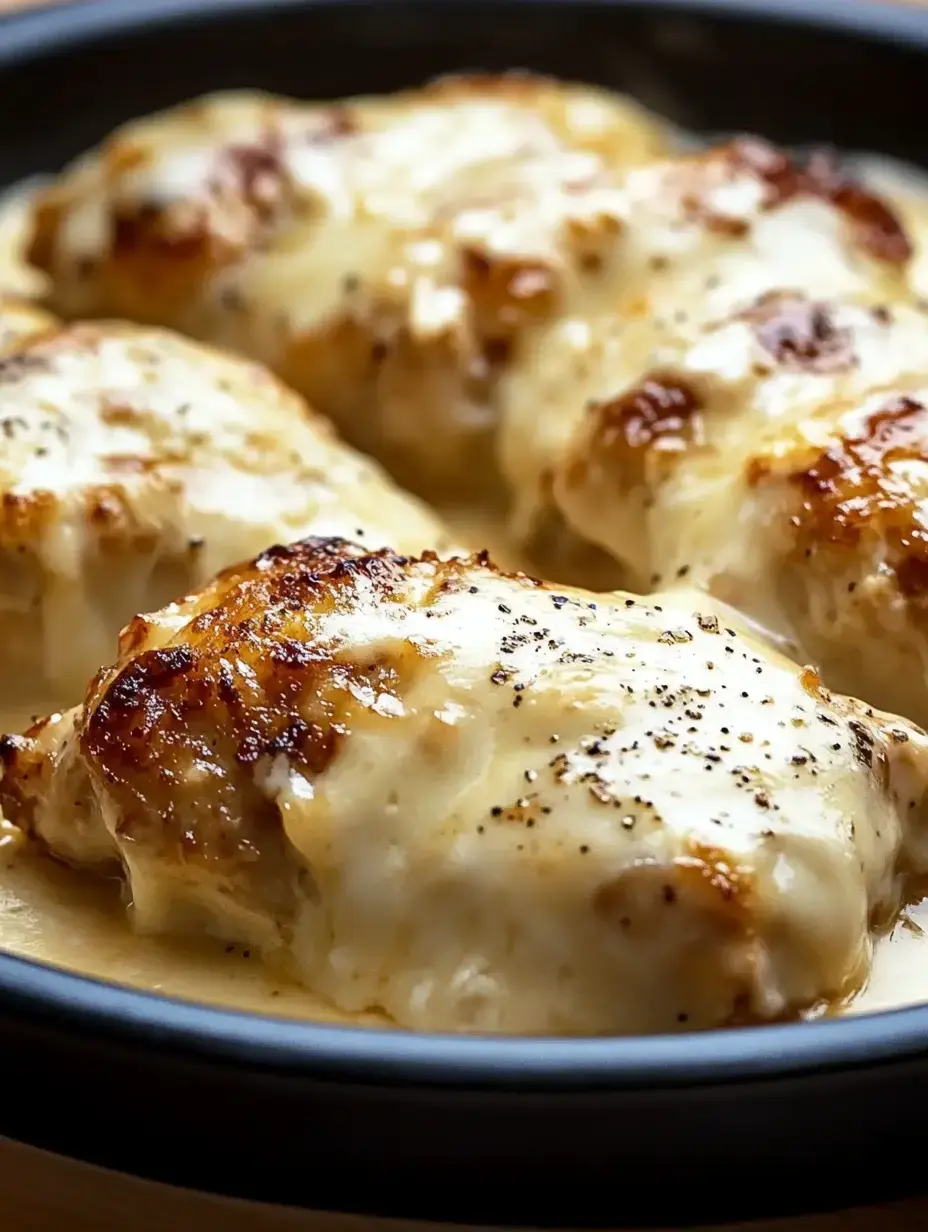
[0, 1, 926, 1225]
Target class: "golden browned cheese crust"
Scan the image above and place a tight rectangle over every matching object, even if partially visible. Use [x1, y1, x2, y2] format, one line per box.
[736, 391, 928, 719]
[0, 308, 446, 711]
[4, 537, 928, 1034]
[26, 75, 672, 501]
[750, 394, 928, 575]
[569, 372, 705, 520]
[711, 140, 911, 262]
[553, 289, 928, 724]
[496, 139, 916, 555]
[82, 539, 431, 868]
[740, 290, 860, 373]
[564, 293, 862, 538]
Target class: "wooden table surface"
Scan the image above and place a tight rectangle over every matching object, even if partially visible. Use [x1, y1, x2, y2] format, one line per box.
[2, 0, 928, 1227]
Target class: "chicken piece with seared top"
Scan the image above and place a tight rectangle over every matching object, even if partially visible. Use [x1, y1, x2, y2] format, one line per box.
[26, 74, 671, 505]
[29, 95, 922, 583]
[2, 538, 926, 1035]
[553, 293, 928, 728]
[498, 138, 918, 548]
[0, 311, 445, 710]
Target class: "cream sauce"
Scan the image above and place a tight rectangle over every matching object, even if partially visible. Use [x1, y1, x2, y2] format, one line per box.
[0, 512, 917, 1029]
[0, 786, 922, 1025]
[0, 698, 386, 1025]
[0, 852, 388, 1024]
[0, 154, 926, 1030]
[848, 901, 928, 1016]
[0, 510, 580, 1031]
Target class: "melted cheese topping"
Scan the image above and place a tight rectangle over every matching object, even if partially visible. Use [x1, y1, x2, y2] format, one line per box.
[27, 76, 671, 500]
[0, 313, 446, 710]
[549, 295, 928, 729]
[5, 87, 928, 1033]
[3, 542, 926, 1035]
[500, 143, 915, 547]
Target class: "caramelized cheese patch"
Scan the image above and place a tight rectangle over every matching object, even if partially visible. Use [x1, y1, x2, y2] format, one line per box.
[742, 291, 857, 373]
[591, 374, 702, 454]
[751, 396, 928, 597]
[78, 539, 445, 863]
[728, 138, 912, 263]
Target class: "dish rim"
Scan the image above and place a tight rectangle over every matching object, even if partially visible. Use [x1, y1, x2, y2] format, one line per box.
[2, 0, 928, 1093]
[5, 0, 928, 67]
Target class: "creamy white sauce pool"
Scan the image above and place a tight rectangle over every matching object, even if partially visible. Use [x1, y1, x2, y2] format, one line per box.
[0, 148, 927, 1029]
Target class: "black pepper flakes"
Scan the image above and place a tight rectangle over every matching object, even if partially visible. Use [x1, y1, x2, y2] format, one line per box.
[658, 628, 694, 645]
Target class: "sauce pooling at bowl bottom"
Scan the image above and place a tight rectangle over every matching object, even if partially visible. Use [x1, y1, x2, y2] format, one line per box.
[1, 149, 928, 1031]
[0, 694, 384, 1025]
[0, 849, 388, 1025]
[1, 797, 925, 1026]
[0, 508, 925, 1030]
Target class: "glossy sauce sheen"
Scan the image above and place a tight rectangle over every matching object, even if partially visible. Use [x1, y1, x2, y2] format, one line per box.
[0, 528, 924, 1027]
[0, 520, 510, 1028]
[1, 151, 928, 1028]
[0, 698, 387, 1023]
[1, 794, 925, 1023]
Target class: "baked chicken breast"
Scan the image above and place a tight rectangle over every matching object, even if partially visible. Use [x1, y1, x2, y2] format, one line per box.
[26, 75, 671, 503]
[0, 311, 444, 710]
[553, 294, 928, 727]
[2, 537, 926, 1035]
[29, 99, 920, 580]
[499, 139, 917, 547]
